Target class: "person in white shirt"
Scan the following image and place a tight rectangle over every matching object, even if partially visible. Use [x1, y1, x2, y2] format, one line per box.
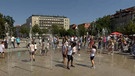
[29, 41, 35, 61]
[90, 45, 97, 69]
[11, 36, 15, 48]
[34, 42, 37, 54]
[0, 41, 5, 57]
[67, 43, 75, 70]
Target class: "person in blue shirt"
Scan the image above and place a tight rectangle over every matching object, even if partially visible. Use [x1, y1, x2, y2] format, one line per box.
[16, 37, 20, 48]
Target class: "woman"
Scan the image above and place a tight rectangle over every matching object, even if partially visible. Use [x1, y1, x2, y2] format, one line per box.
[107, 39, 114, 55]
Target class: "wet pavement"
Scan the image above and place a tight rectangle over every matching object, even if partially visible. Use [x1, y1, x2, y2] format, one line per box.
[0, 45, 135, 76]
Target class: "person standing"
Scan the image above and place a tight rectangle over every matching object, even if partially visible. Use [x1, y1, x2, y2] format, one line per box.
[16, 37, 20, 48]
[44, 40, 50, 56]
[29, 41, 35, 61]
[67, 43, 75, 70]
[90, 45, 97, 69]
[11, 36, 15, 48]
[34, 42, 37, 54]
[107, 39, 114, 55]
[62, 42, 68, 66]
[0, 41, 5, 58]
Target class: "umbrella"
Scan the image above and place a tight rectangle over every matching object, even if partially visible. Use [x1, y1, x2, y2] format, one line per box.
[111, 32, 122, 35]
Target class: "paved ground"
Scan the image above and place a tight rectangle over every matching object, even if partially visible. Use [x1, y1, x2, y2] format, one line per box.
[0, 41, 135, 76]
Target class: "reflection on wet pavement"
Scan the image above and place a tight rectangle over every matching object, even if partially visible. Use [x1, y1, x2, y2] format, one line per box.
[0, 50, 135, 76]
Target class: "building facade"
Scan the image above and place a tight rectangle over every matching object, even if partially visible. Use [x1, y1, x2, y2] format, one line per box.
[26, 15, 70, 30]
[111, 6, 135, 30]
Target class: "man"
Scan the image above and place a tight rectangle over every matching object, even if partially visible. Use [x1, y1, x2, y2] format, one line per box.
[11, 36, 15, 48]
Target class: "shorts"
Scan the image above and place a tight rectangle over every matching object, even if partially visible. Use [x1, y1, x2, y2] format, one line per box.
[0, 52, 4, 53]
[17, 43, 20, 45]
[29, 51, 35, 55]
[35, 49, 37, 51]
[67, 55, 73, 61]
[41, 50, 45, 54]
[90, 56, 95, 60]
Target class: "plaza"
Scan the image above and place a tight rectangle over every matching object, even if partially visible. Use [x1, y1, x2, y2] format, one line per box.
[0, 40, 135, 76]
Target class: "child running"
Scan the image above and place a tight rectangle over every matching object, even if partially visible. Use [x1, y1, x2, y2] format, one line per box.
[90, 45, 97, 69]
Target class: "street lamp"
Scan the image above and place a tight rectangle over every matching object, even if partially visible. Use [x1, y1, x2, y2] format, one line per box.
[29, 23, 32, 40]
[5, 22, 9, 37]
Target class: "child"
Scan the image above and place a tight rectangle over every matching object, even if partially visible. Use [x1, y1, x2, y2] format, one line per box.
[0, 41, 5, 58]
[77, 41, 81, 56]
[90, 45, 97, 69]
[34, 42, 37, 54]
[29, 41, 35, 61]
[67, 42, 75, 70]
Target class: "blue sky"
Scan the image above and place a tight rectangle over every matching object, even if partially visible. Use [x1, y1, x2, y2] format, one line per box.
[0, 0, 135, 25]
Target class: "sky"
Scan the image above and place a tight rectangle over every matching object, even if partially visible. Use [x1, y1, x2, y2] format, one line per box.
[0, 0, 135, 25]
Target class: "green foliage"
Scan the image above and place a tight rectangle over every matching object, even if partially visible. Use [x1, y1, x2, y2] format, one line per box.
[59, 28, 67, 36]
[0, 13, 5, 37]
[0, 13, 15, 38]
[95, 15, 111, 35]
[115, 20, 135, 35]
[78, 25, 86, 36]
[20, 24, 29, 36]
[66, 29, 75, 36]
[51, 24, 59, 35]
[4, 15, 15, 27]
[123, 21, 135, 35]
[40, 28, 48, 34]
[32, 24, 41, 34]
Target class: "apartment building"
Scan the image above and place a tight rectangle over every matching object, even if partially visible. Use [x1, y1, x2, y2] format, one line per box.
[26, 15, 70, 30]
[111, 6, 135, 30]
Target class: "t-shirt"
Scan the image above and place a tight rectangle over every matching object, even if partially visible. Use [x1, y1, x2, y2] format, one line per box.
[62, 45, 67, 53]
[11, 37, 15, 42]
[72, 46, 77, 53]
[16, 38, 20, 43]
[30, 44, 35, 52]
[67, 45, 72, 55]
[34, 44, 37, 49]
[0, 44, 5, 52]
[90, 48, 96, 57]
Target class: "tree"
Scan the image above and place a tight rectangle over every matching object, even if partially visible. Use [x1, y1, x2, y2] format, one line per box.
[32, 24, 40, 34]
[95, 15, 111, 35]
[39, 28, 48, 34]
[78, 25, 86, 36]
[20, 24, 29, 37]
[123, 21, 135, 35]
[0, 13, 5, 38]
[66, 29, 75, 36]
[51, 24, 60, 35]
[59, 28, 67, 36]
[4, 15, 15, 35]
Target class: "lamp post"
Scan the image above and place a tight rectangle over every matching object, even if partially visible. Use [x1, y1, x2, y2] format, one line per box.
[5, 22, 9, 49]
[29, 23, 32, 41]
